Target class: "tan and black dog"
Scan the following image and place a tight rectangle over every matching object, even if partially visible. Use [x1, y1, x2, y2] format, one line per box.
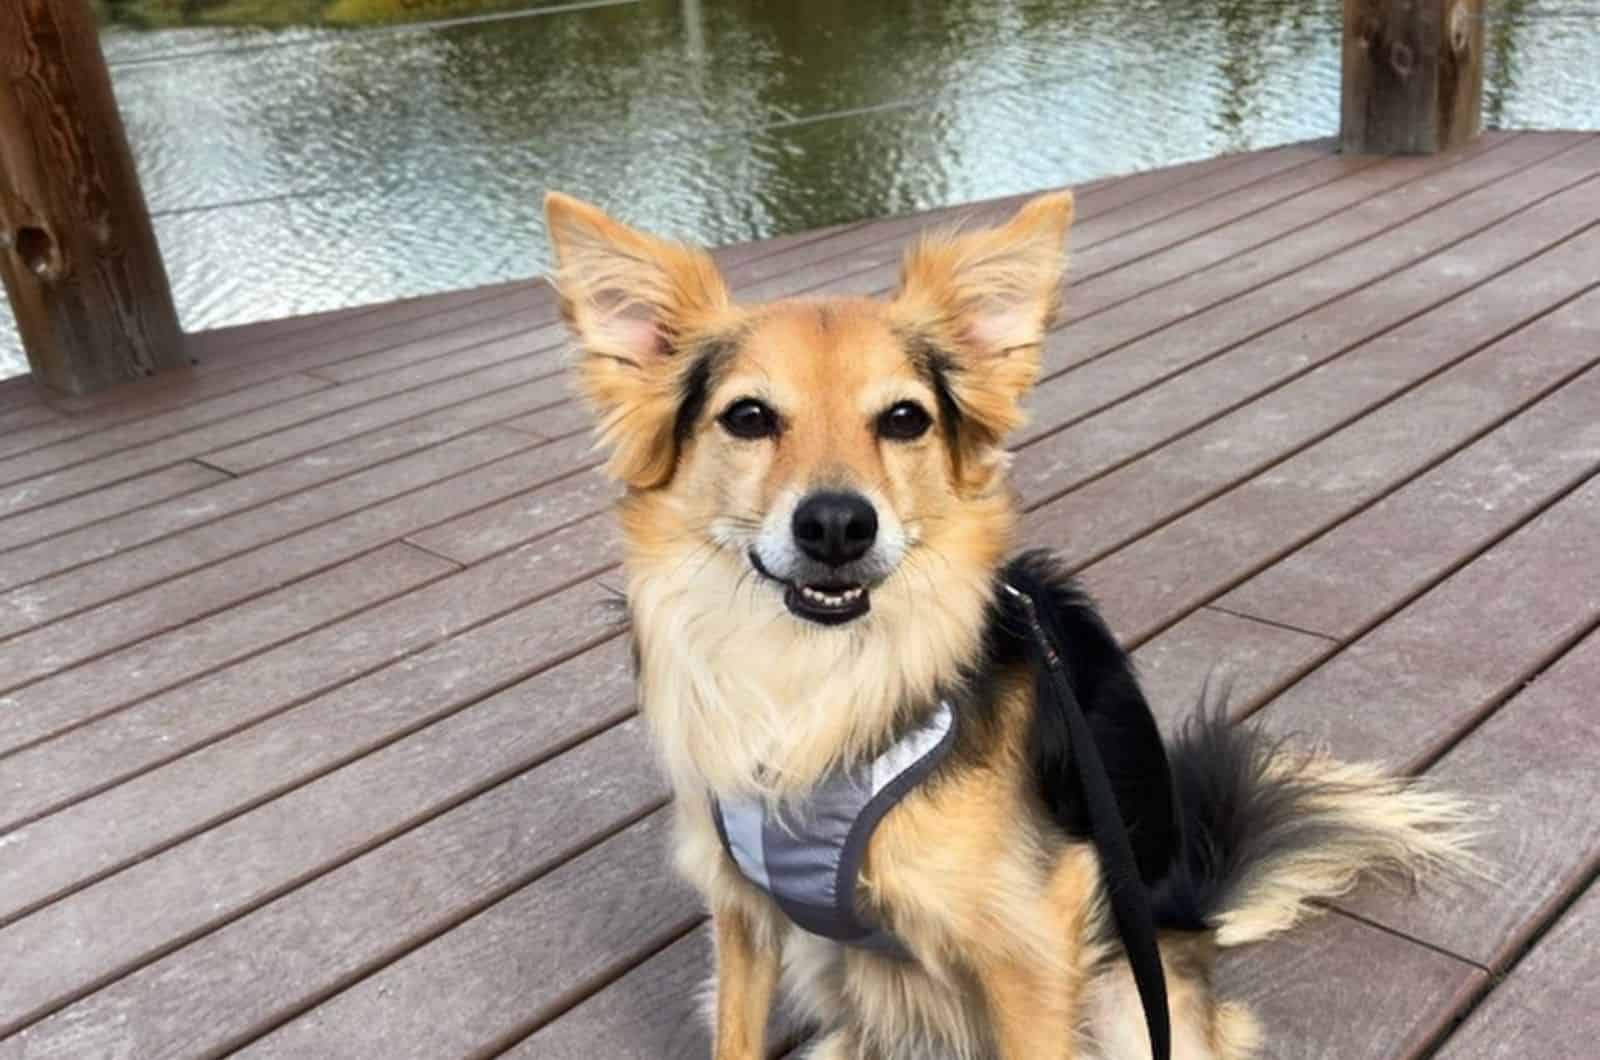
[545, 190, 1472, 1060]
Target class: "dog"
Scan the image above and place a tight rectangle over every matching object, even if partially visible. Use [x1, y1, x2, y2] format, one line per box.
[544, 189, 1473, 1059]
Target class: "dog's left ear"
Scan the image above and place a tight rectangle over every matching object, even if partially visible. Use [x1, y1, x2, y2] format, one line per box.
[545, 192, 731, 488]
[890, 191, 1074, 481]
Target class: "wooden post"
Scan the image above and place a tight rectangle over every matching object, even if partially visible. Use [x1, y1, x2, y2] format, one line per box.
[1341, 0, 1486, 155]
[0, 0, 187, 396]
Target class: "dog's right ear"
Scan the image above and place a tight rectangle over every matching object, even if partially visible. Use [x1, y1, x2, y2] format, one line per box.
[545, 192, 731, 488]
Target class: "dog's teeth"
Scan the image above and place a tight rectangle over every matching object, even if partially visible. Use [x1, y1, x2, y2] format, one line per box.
[798, 584, 865, 607]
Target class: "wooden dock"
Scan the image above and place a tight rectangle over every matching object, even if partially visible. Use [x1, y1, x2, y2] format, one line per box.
[1, 131, 1598, 1058]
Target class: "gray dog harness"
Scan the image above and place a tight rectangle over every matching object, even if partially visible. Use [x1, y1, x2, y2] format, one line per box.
[712, 701, 959, 954]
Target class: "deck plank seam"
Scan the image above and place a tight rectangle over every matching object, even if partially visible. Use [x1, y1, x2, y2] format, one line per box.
[0, 424, 568, 644]
[0, 614, 628, 938]
[0, 441, 602, 707]
[1096, 282, 1600, 655]
[0, 341, 553, 513]
[0, 456, 226, 545]
[0, 554, 464, 769]
[1226, 454, 1600, 728]
[1017, 189, 1600, 532]
[189, 456, 239, 478]
[0, 369, 350, 497]
[1412, 869, 1600, 1059]
[0, 419, 529, 568]
[397, 537, 467, 570]
[0, 558, 628, 837]
[394, 463, 613, 571]
[0, 421, 549, 583]
[0, 465, 233, 559]
[1043, 131, 1520, 330]
[199, 284, 545, 367]
[494, 417, 550, 440]
[211, 798, 683, 1060]
[470, 911, 706, 1060]
[1407, 603, 1600, 776]
[0, 550, 627, 827]
[1036, 146, 1340, 249]
[0, 708, 661, 1044]
[188, 285, 549, 385]
[1200, 604, 1343, 644]
[1, 770, 665, 1045]
[1015, 134, 1600, 458]
[1325, 908, 1494, 974]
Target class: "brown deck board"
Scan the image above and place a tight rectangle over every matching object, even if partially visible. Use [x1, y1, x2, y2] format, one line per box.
[1057, 240, 1600, 647]
[1129, 607, 1338, 730]
[2, 134, 1598, 1057]
[0, 542, 452, 759]
[0, 682, 655, 1057]
[0, 404, 62, 436]
[1217, 913, 1485, 1059]
[1250, 470, 1600, 769]
[1045, 132, 1518, 327]
[0, 435, 604, 688]
[1431, 881, 1600, 1059]
[0, 586, 626, 1032]
[499, 926, 715, 1060]
[1017, 132, 1568, 444]
[1342, 626, 1600, 970]
[228, 813, 698, 1060]
[0, 429, 533, 633]
[1014, 136, 1600, 505]
[0, 424, 537, 592]
[0, 353, 557, 531]
[0, 372, 331, 493]
[0, 527, 621, 921]
[0, 461, 230, 552]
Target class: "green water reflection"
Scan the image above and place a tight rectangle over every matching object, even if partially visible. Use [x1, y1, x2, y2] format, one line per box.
[1, 1, 1595, 378]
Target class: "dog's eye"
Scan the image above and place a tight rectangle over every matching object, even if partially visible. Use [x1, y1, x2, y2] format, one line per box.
[719, 398, 780, 440]
[877, 401, 932, 441]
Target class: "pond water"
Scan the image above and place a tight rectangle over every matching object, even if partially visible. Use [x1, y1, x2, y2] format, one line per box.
[3, 0, 1597, 379]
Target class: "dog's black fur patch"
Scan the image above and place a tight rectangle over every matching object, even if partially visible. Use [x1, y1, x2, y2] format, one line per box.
[1149, 706, 1380, 932]
[673, 348, 719, 448]
[973, 550, 1399, 936]
[899, 330, 967, 456]
[985, 550, 1181, 887]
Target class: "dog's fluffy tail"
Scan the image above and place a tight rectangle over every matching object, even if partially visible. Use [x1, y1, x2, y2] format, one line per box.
[1150, 705, 1477, 948]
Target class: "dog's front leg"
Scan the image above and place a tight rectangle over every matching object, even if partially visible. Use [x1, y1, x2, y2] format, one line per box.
[974, 855, 1090, 1060]
[978, 955, 1077, 1060]
[712, 904, 781, 1060]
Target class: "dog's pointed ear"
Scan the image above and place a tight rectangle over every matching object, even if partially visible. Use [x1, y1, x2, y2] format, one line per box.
[545, 192, 731, 488]
[890, 191, 1074, 482]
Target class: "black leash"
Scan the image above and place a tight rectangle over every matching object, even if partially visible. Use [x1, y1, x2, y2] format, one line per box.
[1003, 582, 1171, 1060]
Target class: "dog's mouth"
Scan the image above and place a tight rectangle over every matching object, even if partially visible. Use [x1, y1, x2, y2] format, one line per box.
[749, 551, 871, 626]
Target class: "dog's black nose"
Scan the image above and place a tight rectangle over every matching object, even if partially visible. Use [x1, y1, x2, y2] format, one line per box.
[793, 491, 878, 566]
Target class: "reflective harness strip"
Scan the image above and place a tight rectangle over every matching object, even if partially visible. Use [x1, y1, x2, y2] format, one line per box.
[712, 700, 958, 955]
